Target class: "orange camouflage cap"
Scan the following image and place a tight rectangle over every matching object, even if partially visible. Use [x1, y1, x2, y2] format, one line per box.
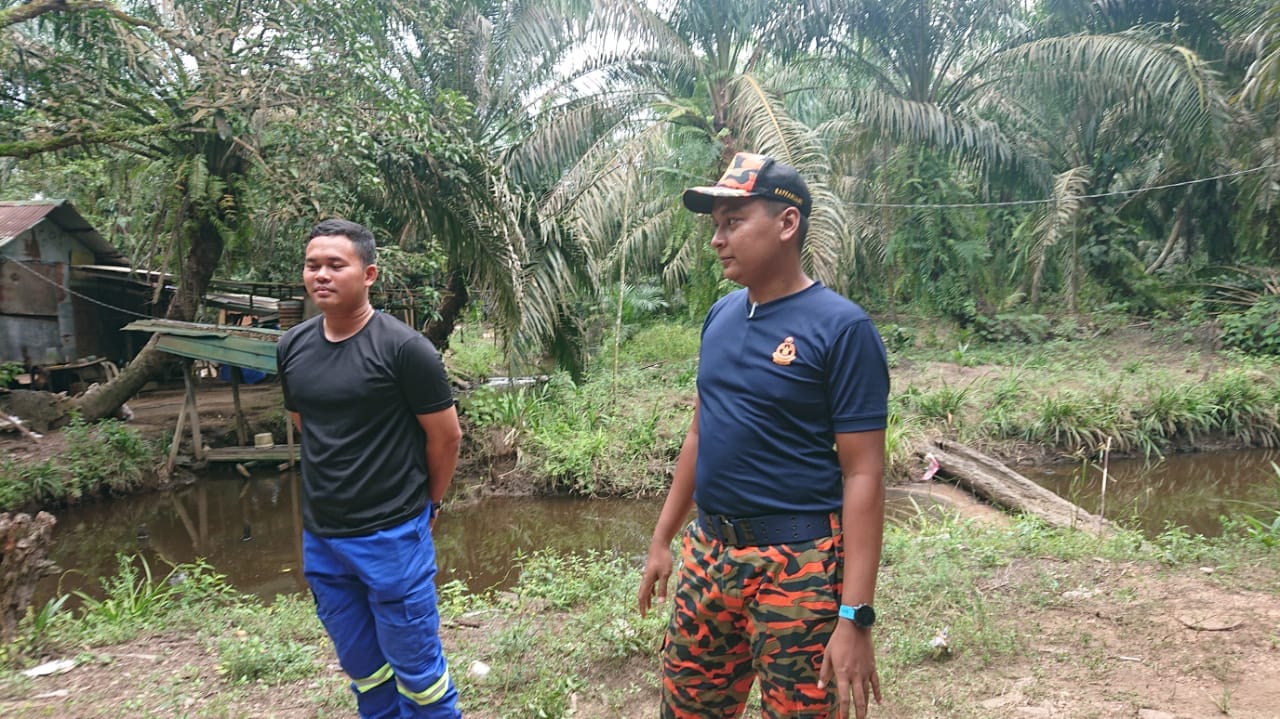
[682, 152, 812, 217]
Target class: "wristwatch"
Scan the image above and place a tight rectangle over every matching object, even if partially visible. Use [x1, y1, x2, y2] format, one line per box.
[838, 603, 876, 628]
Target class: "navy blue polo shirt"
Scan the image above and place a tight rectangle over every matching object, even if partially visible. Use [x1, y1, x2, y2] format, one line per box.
[693, 283, 890, 518]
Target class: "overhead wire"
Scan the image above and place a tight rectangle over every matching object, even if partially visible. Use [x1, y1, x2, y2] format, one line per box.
[844, 162, 1280, 210]
[2, 162, 1276, 324]
[0, 257, 161, 320]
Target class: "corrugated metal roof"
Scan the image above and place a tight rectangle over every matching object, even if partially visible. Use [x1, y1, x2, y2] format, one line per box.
[122, 319, 283, 373]
[0, 202, 57, 241]
[0, 199, 128, 265]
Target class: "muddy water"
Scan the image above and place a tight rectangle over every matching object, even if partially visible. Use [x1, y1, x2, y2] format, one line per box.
[39, 449, 1279, 602]
[1026, 449, 1280, 536]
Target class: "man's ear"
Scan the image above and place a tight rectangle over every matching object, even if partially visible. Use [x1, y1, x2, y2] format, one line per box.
[779, 206, 802, 244]
[364, 263, 378, 287]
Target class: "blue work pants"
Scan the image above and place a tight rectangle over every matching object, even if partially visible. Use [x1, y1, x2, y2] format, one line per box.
[303, 510, 460, 719]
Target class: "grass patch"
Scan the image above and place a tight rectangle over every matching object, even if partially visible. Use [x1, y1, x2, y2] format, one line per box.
[0, 417, 154, 511]
[4, 510, 1278, 718]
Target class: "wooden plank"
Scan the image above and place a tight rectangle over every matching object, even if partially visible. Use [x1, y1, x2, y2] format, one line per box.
[184, 369, 204, 462]
[123, 318, 284, 340]
[203, 446, 299, 463]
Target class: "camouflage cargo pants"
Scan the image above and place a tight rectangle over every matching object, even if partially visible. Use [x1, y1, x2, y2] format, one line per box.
[661, 515, 843, 718]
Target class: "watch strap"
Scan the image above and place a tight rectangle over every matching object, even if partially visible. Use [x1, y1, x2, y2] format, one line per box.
[838, 603, 875, 627]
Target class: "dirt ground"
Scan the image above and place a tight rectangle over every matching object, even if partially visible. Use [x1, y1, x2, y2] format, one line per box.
[2, 557, 1277, 719]
[0, 380, 287, 471]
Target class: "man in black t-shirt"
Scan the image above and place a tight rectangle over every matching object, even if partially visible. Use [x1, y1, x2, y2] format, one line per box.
[277, 218, 462, 719]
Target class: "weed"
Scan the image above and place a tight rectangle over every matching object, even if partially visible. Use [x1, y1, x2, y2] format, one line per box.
[1214, 683, 1233, 715]
[217, 634, 320, 684]
[1225, 462, 1280, 548]
[74, 554, 238, 629]
[1153, 523, 1213, 565]
[908, 384, 969, 426]
[446, 332, 506, 383]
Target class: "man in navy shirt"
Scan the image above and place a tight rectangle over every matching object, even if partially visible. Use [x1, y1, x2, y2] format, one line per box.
[639, 153, 890, 719]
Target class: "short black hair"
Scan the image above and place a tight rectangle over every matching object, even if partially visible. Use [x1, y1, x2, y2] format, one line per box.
[309, 218, 376, 267]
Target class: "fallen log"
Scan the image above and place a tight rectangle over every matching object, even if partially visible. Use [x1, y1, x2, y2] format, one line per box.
[919, 438, 1110, 535]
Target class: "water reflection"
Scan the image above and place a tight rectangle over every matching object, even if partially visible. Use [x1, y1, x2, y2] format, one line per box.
[42, 465, 671, 602]
[40, 448, 1279, 603]
[1026, 449, 1280, 537]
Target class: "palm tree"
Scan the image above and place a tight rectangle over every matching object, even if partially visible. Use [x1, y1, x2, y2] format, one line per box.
[797, 0, 1228, 310]
[531, 0, 857, 300]
[1223, 0, 1280, 261]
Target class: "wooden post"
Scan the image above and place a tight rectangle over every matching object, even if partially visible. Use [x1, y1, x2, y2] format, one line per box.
[166, 391, 189, 473]
[183, 366, 204, 463]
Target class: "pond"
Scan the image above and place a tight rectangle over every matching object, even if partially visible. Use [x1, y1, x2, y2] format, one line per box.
[38, 448, 1279, 603]
[1025, 448, 1280, 537]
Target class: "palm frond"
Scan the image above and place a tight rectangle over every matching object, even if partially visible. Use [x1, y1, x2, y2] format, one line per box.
[1028, 164, 1092, 301]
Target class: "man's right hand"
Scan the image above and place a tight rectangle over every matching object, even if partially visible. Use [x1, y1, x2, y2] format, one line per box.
[637, 542, 674, 617]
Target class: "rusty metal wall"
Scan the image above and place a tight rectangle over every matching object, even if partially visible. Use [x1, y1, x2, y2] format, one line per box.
[0, 224, 85, 364]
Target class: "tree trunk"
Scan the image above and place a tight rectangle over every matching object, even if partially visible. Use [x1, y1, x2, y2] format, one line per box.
[423, 268, 468, 352]
[1146, 192, 1189, 274]
[74, 212, 227, 422]
[73, 334, 172, 422]
[0, 511, 58, 643]
[918, 439, 1111, 535]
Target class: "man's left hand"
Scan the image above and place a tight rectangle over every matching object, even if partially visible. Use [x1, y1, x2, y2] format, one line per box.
[818, 620, 882, 719]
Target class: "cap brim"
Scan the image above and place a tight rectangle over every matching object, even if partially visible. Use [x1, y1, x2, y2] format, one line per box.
[682, 186, 755, 214]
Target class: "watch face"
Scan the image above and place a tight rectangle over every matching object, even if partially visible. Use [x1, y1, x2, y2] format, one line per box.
[854, 604, 876, 627]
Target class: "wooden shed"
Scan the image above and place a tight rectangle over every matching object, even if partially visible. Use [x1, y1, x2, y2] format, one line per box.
[0, 199, 153, 370]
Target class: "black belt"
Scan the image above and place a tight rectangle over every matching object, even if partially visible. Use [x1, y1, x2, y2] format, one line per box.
[697, 508, 836, 548]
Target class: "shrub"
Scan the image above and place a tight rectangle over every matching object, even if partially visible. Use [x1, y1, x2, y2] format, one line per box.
[1219, 295, 1280, 357]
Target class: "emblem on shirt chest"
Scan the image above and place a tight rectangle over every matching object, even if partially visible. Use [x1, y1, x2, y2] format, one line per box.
[772, 336, 797, 366]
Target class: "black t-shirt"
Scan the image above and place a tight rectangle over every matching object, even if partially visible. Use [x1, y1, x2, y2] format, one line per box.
[277, 312, 454, 536]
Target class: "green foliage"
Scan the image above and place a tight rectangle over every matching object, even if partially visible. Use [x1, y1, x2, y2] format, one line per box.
[61, 417, 152, 495]
[1153, 523, 1214, 565]
[595, 282, 673, 326]
[518, 370, 689, 495]
[513, 549, 668, 659]
[74, 555, 239, 631]
[879, 324, 918, 354]
[901, 384, 969, 426]
[0, 418, 153, 511]
[1225, 462, 1280, 548]
[1219, 295, 1280, 357]
[879, 513, 1146, 669]
[972, 313, 1055, 344]
[0, 362, 23, 386]
[446, 331, 506, 384]
[436, 579, 484, 620]
[6, 595, 71, 664]
[217, 635, 320, 684]
[606, 323, 702, 369]
[460, 384, 544, 430]
[449, 549, 667, 717]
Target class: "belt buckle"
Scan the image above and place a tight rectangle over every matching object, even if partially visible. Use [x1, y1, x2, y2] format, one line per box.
[717, 516, 740, 547]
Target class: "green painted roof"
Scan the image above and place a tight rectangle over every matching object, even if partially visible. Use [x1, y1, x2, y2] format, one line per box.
[123, 319, 282, 373]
